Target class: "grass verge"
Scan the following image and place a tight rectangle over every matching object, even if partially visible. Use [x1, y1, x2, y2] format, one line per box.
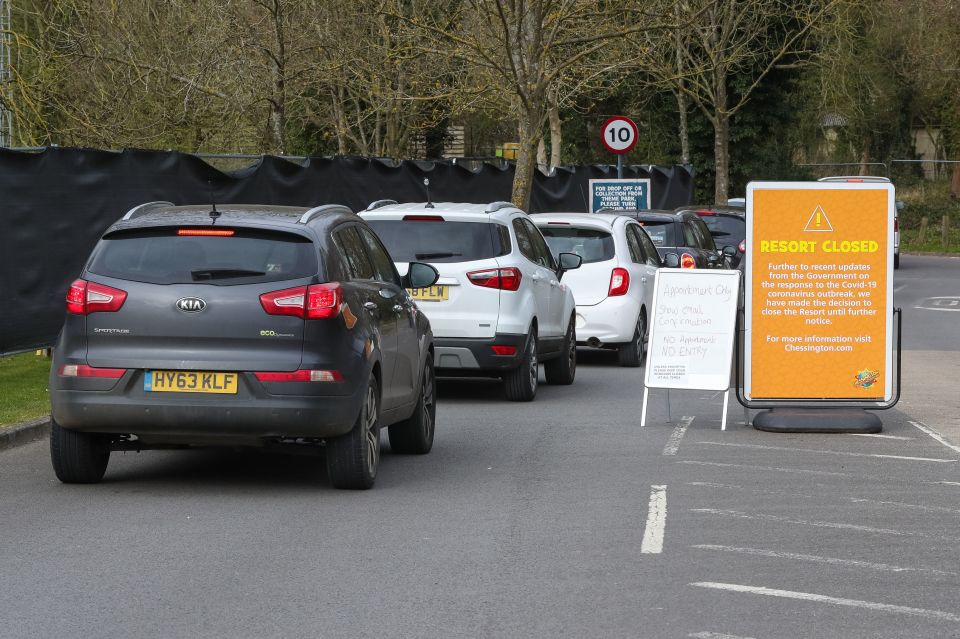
[0, 353, 51, 428]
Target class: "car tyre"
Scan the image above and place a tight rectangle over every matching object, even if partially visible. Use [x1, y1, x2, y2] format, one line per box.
[504, 328, 538, 402]
[617, 311, 647, 368]
[326, 376, 380, 489]
[50, 419, 110, 484]
[894, 253, 900, 269]
[544, 316, 576, 385]
[389, 359, 436, 455]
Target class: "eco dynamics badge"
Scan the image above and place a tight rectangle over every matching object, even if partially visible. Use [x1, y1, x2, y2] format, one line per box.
[744, 182, 895, 402]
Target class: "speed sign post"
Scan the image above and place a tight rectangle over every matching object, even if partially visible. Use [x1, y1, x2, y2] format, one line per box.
[600, 116, 638, 179]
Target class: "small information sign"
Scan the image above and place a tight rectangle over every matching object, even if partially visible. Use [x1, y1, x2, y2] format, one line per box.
[589, 178, 651, 213]
[745, 181, 894, 402]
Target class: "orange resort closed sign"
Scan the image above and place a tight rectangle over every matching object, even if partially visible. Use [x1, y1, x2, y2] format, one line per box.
[745, 182, 894, 401]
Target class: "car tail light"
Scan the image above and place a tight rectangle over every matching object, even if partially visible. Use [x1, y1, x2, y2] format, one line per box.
[695, 209, 715, 216]
[738, 240, 746, 253]
[467, 267, 522, 291]
[491, 345, 517, 356]
[402, 215, 445, 222]
[260, 283, 341, 319]
[680, 253, 697, 269]
[58, 364, 126, 379]
[894, 217, 899, 232]
[547, 221, 570, 225]
[254, 369, 342, 382]
[66, 279, 127, 315]
[177, 228, 235, 236]
[608, 268, 630, 296]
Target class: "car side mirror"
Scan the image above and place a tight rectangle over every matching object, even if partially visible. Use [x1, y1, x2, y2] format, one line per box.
[403, 262, 439, 289]
[556, 252, 582, 280]
[663, 252, 681, 268]
[722, 245, 737, 257]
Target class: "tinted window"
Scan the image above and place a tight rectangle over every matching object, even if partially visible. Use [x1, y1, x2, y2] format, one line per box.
[88, 227, 318, 285]
[682, 221, 699, 247]
[522, 219, 556, 269]
[540, 226, 615, 264]
[512, 218, 536, 262]
[358, 226, 400, 285]
[638, 220, 675, 246]
[634, 226, 663, 266]
[333, 226, 375, 280]
[366, 220, 508, 263]
[691, 217, 717, 250]
[700, 214, 745, 249]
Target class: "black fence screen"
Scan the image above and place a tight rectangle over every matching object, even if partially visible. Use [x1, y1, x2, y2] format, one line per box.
[0, 147, 693, 353]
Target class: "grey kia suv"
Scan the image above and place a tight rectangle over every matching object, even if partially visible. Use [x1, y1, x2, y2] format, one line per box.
[49, 202, 439, 489]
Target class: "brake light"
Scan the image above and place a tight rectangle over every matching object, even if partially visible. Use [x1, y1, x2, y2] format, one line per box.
[58, 364, 126, 378]
[66, 279, 127, 315]
[177, 228, 235, 236]
[738, 240, 746, 253]
[681, 253, 697, 269]
[695, 209, 715, 216]
[254, 369, 342, 382]
[491, 345, 517, 356]
[608, 268, 630, 296]
[402, 215, 445, 222]
[894, 218, 899, 232]
[467, 267, 522, 291]
[547, 221, 570, 225]
[260, 283, 341, 319]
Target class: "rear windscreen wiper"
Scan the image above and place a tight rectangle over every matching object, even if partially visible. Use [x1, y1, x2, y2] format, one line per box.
[415, 252, 461, 260]
[191, 269, 266, 281]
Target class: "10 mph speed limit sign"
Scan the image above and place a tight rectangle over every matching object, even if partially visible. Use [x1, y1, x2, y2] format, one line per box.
[600, 116, 638, 154]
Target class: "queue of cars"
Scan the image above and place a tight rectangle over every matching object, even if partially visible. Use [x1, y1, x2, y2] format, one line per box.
[47, 199, 740, 490]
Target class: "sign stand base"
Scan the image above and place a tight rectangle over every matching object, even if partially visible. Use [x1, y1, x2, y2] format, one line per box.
[753, 408, 881, 434]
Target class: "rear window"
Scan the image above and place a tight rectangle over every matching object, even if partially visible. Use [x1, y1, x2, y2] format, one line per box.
[366, 220, 510, 263]
[637, 220, 676, 247]
[88, 227, 318, 285]
[699, 215, 745, 246]
[538, 226, 615, 264]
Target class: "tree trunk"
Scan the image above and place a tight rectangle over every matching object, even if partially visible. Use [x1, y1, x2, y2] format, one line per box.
[537, 138, 547, 172]
[513, 116, 541, 210]
[267, 0, 287, 155]
[548, 102, 562, 170]
[677, 91, 690, 165]
[950, 165, 960, 200]
[713, 114, 730, 204]
[859, 135, 872, 176]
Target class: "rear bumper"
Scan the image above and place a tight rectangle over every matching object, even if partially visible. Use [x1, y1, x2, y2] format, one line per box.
[575, 297, 641, 344]
[434, 333, 527, 372]
[50, 369, 366, 443]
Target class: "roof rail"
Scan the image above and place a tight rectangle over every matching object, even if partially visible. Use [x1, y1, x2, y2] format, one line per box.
[121, 201, 175, 221]
[298, 204, 353, 224]
[364, 199, 399, 211]
[484, 201, 515, 214]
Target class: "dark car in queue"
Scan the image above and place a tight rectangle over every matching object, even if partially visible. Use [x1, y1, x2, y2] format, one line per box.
[605, 209, 735, 269]
[49, 202, 440, 490]
[674, 205, 747, 268]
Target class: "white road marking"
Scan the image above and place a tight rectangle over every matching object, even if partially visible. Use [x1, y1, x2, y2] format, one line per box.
[929, 481, 960, 487]
[692, 544, 957, 576]
[691, 508, 916, 537]
[850, 497, 960, 514]
[678, 460, 852, 477]
[663, 416, 695, 456]
[848, 433, 913, 440]
[694, 440, 957, 463]
[909, 420, 960, 454]
[689, 633, 757, 639]
[893, 283, 907, 293]
[690, 582, 960, 623]
[641, 485, 667, 554]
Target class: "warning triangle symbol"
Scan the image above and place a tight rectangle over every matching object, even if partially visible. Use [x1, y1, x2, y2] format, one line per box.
[803, 205, 833, 232]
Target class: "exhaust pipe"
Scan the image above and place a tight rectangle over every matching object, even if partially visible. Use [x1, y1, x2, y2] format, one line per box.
[587, 337, 602, 348]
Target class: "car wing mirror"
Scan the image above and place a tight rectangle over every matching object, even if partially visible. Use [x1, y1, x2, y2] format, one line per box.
[403, 262, 439, 289]
[556, 252, 582, 280]
[722, 245, 737, 257]
[663, 252, 681, 268]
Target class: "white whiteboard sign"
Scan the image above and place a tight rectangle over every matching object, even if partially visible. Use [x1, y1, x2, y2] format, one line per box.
[644, 269, 741, 391]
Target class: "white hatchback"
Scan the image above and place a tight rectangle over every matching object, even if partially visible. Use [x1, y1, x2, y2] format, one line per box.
[534, 214, 661, 366]
[363, 201, 582, 401]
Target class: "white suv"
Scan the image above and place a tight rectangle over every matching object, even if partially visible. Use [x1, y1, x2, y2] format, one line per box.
[534, 214, 660, 366]
[362, 201, 581, 401]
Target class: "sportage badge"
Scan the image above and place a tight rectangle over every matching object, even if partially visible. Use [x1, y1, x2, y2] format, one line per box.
[176, 297, 206, 313]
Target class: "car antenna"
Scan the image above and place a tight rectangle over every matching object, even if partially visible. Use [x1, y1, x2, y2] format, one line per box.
[423, 178, 434, 209]
[208, 179, 221, 224]
[579, 184, 588, 212]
